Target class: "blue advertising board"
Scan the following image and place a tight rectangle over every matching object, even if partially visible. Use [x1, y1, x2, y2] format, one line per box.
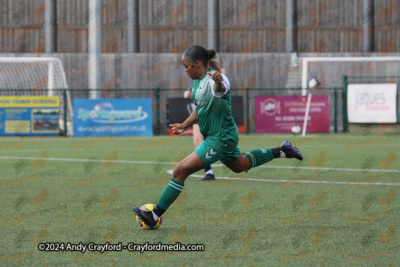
[73, 98, 153, 137]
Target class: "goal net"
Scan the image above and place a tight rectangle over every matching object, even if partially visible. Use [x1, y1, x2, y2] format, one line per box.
[300, 56, 400, 135]
[0, 57, 72, 135]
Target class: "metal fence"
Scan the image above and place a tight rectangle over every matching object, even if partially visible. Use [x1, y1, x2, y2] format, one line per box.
[69, 87, 345, 135]
[0, 87, 344, 136]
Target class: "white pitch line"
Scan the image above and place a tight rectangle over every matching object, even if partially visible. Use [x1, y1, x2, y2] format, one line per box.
[0, 156, 399, 173]
[0, 156, 170, 165]
[187, 174, 400, 186]
[3, 143, 400, 152]
[165, 170, 400, 186]
[210, 164, 400, 173]
[0, 147, 197, 152]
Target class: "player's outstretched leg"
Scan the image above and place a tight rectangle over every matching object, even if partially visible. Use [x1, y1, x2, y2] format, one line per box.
[244, 140, 303, 169]
[134, 152, 206, 228]
[223, 141, 302, 173]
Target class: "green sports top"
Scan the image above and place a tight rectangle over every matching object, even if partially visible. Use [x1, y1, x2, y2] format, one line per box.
[192, 69, 238, 145]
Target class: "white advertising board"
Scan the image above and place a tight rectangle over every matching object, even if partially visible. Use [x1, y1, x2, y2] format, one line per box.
[348, 84, 397, 123]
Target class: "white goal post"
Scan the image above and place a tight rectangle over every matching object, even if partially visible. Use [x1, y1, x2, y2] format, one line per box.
[0, 57, 73, 135]
[301, 56, 400, 137]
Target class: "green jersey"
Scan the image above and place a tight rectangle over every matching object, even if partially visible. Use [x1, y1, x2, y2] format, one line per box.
[192, 69, 238, 147]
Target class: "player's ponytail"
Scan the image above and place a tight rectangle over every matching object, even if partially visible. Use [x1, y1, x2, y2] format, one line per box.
[208, 59, 222, 73]
[183, 46, 223, 73]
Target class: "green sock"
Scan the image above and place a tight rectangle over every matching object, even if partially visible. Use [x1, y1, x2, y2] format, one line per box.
[156, 178, 184, 211]
[245, 149, 274, 168]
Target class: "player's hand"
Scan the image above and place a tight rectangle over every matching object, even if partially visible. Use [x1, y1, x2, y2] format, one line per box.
[183, 88, 192, 99]
[207, 71, 223, 83]
[169, 123, 187, 135]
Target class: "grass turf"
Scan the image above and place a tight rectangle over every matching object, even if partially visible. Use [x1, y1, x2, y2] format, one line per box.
[0, 133, 399, 266]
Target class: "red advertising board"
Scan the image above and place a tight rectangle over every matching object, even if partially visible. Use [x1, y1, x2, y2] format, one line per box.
[255, 95, 330, 133]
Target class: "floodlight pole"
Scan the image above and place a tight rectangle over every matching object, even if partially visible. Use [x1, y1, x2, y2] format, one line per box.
[53, 0, 58, 52]
[207, 0, 215, 49]
[45, 0, 52, 53]
[89, 0, 101, 99]
[45, 0, 54, 96]
[127, 0, 134, 53]
[285, 0, 293, 52]
[363, 0, 375, 52]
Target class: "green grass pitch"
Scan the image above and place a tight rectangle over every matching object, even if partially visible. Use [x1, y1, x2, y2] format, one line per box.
[0, 133, 399, 266]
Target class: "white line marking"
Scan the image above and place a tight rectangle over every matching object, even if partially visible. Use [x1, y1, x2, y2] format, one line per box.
[164, 170, 400, 186]
[210, 164, 400, 173]
[0, 156, 399, 173]
[3, 143, 400, 152]
[1, 147, 196, 152]
[0, 156, 169, 164]
[192, 174, 400, 186]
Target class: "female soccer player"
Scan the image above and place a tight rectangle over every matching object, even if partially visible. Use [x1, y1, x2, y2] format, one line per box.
[182, 61, 225, 181]
[134, 45, 303, 228]
[184, 88, 215, 181]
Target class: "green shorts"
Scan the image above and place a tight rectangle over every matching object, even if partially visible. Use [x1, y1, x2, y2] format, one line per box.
[195, 136, 241, 166]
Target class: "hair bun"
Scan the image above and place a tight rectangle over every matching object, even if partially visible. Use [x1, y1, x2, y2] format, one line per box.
[207, 49, 216, 59]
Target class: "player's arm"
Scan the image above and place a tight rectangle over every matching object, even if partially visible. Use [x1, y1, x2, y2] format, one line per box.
[207, 71, 225, 92]
[169, 109, 197, 135]
[213, 80, 225, 93]
[207, 71, 230, 95]
[182, 108, 197, 127]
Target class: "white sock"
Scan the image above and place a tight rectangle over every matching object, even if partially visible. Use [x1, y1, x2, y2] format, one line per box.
[151, 210, 159, 221]
[206, 169, 214, 175]
[280, 151, 286, 158]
